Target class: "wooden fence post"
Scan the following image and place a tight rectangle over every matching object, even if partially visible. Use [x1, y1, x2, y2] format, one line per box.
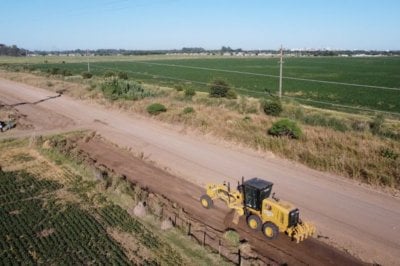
[218, 239, 221, 257]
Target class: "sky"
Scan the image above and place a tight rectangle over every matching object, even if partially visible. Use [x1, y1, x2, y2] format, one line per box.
[0, 0, 399, 51]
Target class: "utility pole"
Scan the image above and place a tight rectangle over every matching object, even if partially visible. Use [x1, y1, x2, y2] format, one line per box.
[279, 45, 283, 98]
[86, 49, 90, 72]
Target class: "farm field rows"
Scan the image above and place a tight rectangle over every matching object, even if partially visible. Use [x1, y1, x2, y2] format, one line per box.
[21, 56, 400, 114]
[0, 138, 228, 265]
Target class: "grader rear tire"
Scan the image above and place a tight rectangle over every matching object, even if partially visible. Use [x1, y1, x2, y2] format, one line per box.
[200, 195, 213, 209]
[262, 222, 279, 240]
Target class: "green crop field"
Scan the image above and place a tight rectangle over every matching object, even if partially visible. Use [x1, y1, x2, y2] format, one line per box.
[5, 56, 400, 114]
[0, 168, 184, 265]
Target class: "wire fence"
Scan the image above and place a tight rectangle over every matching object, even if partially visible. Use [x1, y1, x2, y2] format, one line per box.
[160, 206, 272, 265]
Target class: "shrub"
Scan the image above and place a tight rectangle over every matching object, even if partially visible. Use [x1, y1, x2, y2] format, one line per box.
[380, 147, 398, 160]
[174, 84, 184, 92]
[260, 98, 282, 116]
[147, 103, 167, 115]
[369, 114, 385, 135]
[101, 79, 153, 101]
[49, 67, 60, 75]
[182, 107, 195, 114]
[209, 79, 230, 98]
[103, 71, 115, 78]
[184, 87, 196, 98]
[268, 119, 302, 139]
[226, 89, 238, 99]
[117, 71, 129, 80]
[81, 71, 93, 79]
[61, 69, 72, 76]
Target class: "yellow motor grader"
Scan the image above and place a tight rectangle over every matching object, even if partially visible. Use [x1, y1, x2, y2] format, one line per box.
[200, 177, 315, 243]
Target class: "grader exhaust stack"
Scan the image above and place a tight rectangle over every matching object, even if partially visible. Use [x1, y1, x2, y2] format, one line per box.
[200, 177, 316, 243]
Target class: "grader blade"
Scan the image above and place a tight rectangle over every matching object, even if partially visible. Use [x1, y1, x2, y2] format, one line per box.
[232, 210, 241, 225]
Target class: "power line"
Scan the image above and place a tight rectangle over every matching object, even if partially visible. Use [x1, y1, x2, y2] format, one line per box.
[133, 61, 400, 91]
[89, 63, 400, 116]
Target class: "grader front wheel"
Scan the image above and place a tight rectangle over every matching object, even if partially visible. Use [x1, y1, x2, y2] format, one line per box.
[200, 195, 213, 209]
[247, 215, 262, 231]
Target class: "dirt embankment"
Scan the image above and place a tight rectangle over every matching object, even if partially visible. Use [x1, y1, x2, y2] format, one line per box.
[57, 134, 363, 266]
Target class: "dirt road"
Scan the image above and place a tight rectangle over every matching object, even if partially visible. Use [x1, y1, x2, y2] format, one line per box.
[1, 78, 399, 265]
[78, 136, 362, 265]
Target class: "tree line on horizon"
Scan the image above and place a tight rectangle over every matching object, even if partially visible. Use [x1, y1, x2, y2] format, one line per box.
[0, 43, 399, 57]
[0, 44, 28, 56]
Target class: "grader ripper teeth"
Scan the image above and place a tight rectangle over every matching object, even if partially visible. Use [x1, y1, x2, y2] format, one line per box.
[200, 177, 316, 243]
[286, 221, 316, 243]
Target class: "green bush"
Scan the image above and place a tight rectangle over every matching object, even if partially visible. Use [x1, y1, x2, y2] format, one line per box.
[82, 71, 93, 79]
[101, 79, 154, 101]
[182, 107, 195, 114]
[209, 79, 230, 98]
[103, 71, 115, 78]
[48, 68, 72, 76]
[268, 119, 302, 139]
[147, 103, 167, 115]
[174, 84, 184, 92]
[226, 89, 238, 99]
[184, 87, 196, 98]
[118, 71, 129, 80]
[260, 98, 282, 116]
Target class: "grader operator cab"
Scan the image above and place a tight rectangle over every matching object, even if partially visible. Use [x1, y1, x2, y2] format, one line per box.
[200, 177, 315, 243]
